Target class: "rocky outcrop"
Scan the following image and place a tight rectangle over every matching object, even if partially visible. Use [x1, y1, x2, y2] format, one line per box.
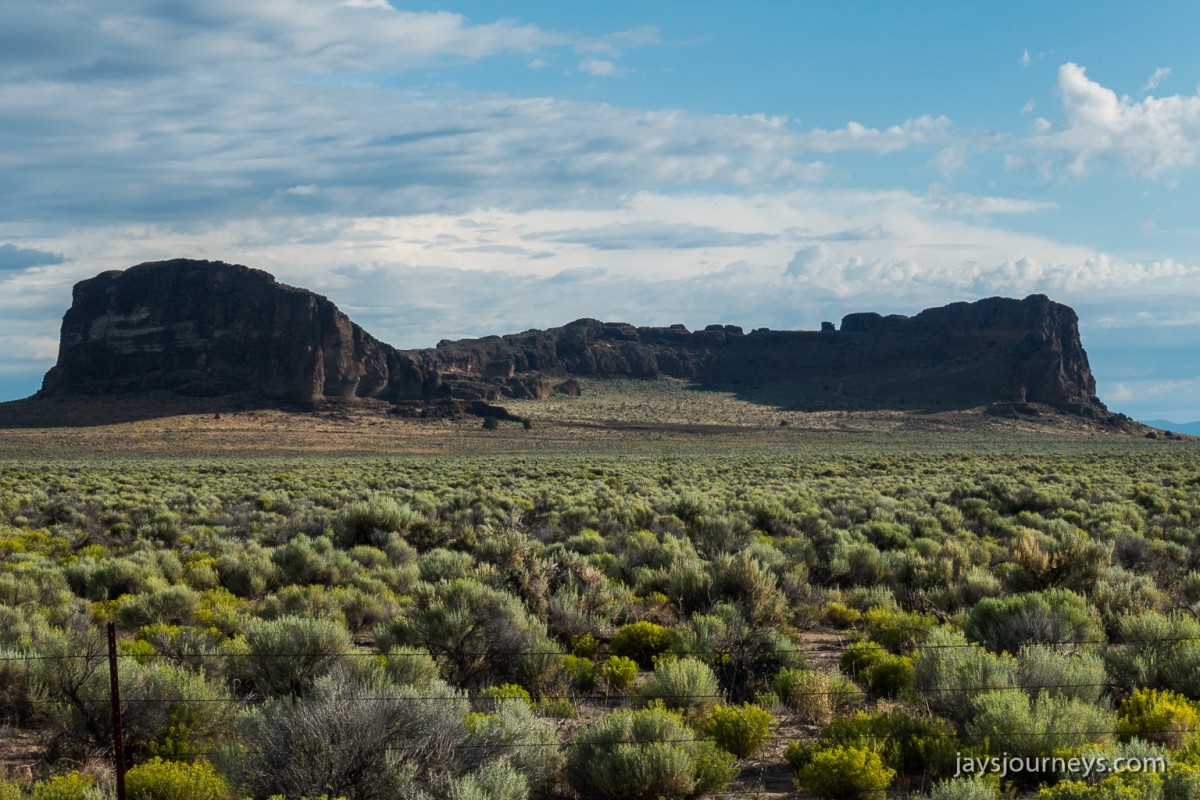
[424, 297, 1106, 413]
[37, 259, 1112, 418]
[39, 259, 436, 407]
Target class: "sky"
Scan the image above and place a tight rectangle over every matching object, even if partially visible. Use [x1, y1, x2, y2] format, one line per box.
[2, 1, 1199, 422]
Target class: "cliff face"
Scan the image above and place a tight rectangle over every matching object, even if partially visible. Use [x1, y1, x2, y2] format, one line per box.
[39, 259, 434, 406]
[425, 297, 1105, 413]
[38, 258, 1110, 417]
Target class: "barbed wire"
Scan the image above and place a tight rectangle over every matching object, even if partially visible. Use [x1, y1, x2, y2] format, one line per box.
[13, 680, 1122, 709]
[1, 632, 1192, 664]
[67, 721, 1200, 759]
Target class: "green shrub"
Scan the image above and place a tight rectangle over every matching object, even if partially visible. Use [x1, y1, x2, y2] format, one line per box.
[1118, 688, 1200, 748]
[913, 628, 1017, 724]
[784, 740, 815, 772]
[225, 670, 469, 800]
[238, 615, 350, 697]
[818, 709, 958, 778]
[440, 760, 528, 800]
[479, 684, 533, 710]
[704, 703, 774, 758]
[31, 774, 92, 800]
[1164, 763, 1200, 800]
[1106, 611, 1200, 699]
[462, 699, 563, 794]
[565, 708, 736, 800]
[216, 548, 277, 598]
[823, 601, 862, 628]
[418, 548, 474, 583]
[1036, 772, 1164, 800]
[862, 606, 937, 652]
[679, 603, 797, 701]
[965, 589, 1102, 654]
[638, 657, 722, 716]
[116, 585, 201, 629]
[838, 641, 912, 697]
[610, 621, 675, 668]
[338, 497, 421, 548]
[773, 668, 835, 725]
[0, 782, 23, 800]
[1016, 644, 1107, 703]
[863, 653, 913, 698]
[839, 641, 887, 679]
[562, 655, 597, 692]
[929, 776, 1000, 800]
[710, 551, 786, 626]
[968, 690, 1115, 759]
[377, 578, 560, 692]
[599, 655, 639, 692]
[31, 630, 234, 761]
[1059, 738, 1169, 783]
[536, 697, 575, 718]
[795, 745, 895, 800]
[126, 758, 229, 800]
[381, 647, 440, 689]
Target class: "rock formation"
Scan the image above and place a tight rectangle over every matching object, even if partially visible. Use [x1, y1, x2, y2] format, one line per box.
[37, 258, 1113, 418]
[39, 259, 435, 407]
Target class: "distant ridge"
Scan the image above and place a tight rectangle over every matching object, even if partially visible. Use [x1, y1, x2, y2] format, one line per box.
[1142, 420, 1200, 436]
[29, 258, 1126, 424]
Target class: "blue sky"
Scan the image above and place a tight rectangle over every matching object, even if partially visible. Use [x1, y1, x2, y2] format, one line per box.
[2, 1, 1199, 421]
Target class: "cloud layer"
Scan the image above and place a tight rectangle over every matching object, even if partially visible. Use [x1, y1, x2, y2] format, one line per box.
[1, 2, 1198, 419]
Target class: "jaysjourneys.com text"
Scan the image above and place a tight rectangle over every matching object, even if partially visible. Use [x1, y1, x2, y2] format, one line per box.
[954, 753, 1167, 780]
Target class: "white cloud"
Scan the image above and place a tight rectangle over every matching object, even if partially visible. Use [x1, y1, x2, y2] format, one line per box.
[5, 186, 1199, 418]
[579, 58, 625, 77]
[1021, 100, 1035, 114]
[927, 192, 1055, 215]
[0, 1, 562, 81]
[1110, 383, 1134, 401]
[1143, 66, 1171, 93]
[1024, 63, 1200, 178]
[1147, 379, 1190, 396]
[574, 26, 660, 55]
[0, 334, 58, 363]
[798, 115, 952, 154]
[1021, 49, 1031, 67]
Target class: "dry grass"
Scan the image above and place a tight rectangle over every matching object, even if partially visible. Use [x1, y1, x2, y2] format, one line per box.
[0, 376, 1176, 461]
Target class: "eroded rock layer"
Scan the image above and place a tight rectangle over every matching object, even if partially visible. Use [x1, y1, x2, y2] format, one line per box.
[38, 259, 1111, 417]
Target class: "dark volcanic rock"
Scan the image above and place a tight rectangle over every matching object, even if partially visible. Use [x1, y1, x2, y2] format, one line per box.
[423, 295, 1108, 414]
[39, 259, 435, 407]
[36, 258, 1113, 420]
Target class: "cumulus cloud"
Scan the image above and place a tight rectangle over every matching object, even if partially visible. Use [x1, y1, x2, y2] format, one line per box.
[1023, 63, 1200, 178]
